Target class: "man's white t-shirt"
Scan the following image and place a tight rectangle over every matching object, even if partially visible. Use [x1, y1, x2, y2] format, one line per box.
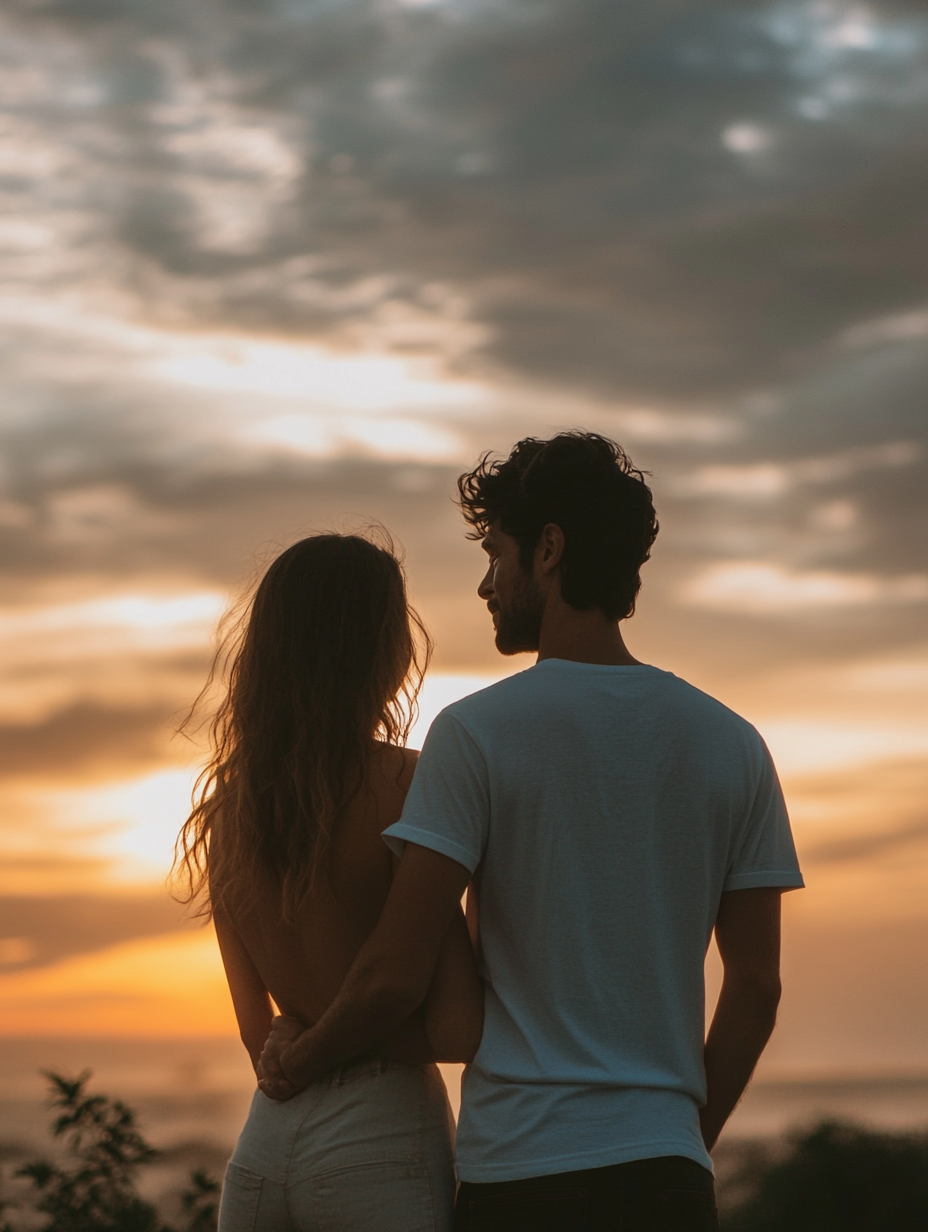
[383, 660, 803, 1183]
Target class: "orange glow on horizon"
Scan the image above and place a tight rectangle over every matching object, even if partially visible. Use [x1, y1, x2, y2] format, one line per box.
[0, 928, 237, 1038]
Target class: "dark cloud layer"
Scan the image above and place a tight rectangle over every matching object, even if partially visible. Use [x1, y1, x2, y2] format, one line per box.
[0, 0, 926, 762]
[4, 0, 928, 398]
[0, 893, 198, 971]
[0, 702, 180, 779]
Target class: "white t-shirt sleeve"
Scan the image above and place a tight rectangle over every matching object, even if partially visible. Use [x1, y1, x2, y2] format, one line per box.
[382, 710, 489, 874]
[723, 737, 804, 892]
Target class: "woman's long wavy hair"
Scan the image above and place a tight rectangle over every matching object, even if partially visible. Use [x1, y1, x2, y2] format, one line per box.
[173, 532, 431, 922]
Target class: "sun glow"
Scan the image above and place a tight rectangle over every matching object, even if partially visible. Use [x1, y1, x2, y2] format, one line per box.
[155, 337, 485, 411]
[759, 719, 928, 778]
[0, 929, 235, 1037]
[0, 592, 226, 641]
[245, 412, 464, 461]
[67, 768, 203, 880]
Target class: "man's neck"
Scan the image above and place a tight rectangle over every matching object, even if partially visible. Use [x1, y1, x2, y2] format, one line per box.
[535, 599, 642, 667]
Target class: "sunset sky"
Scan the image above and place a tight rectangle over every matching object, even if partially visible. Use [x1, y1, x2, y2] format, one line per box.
[1, 0, 927, 1079]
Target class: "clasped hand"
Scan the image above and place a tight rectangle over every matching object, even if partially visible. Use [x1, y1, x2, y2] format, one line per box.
[257, 1014, 307, 1101]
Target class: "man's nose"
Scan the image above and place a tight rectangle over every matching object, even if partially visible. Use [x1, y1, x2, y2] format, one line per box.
[477, 566, 494, 600]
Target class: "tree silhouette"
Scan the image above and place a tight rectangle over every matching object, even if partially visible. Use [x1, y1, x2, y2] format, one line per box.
[724, 1120, 928, 1232]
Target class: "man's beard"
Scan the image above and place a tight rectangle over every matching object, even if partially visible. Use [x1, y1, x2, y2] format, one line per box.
[495, 571, 545, 655]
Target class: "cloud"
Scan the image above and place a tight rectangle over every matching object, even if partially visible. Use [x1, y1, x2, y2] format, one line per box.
[760, 720, 928, 776]
[0, 893, 198, 972]
[0, 1, 925, 498]
[0, 853, 112, 897]
[0, 5, 926, 817]
[0, 0, 924, 398]
[842, 654, 928, 693]
[805, 817, 928, 864]
[0, 0, 925, 525]
[671, 441, 922, 500]
[0, 592, 225, 645]
[0, 702, 178, 779]
[0, 0, 925, 775]
[681, 562, 928, 614]
[842, 307, 928, 349]
[152, 333, 484, 411]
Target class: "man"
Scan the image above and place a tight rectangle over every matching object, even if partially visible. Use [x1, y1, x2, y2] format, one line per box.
[261, 432, 803, 1230]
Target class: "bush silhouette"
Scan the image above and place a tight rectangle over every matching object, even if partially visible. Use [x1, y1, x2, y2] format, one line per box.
[724, 1120, 928, 1232]
[2, 1071, 220, 1232]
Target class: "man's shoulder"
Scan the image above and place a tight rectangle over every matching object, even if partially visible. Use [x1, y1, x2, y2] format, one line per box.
[434, 665, 766, 757]
[439, 669, 535, 729]
[660, 676, 770, 774]
[662, 673, 763, 737]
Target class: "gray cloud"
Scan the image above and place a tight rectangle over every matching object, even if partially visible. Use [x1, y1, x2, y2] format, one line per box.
[0, 892, 199, 971]
[0, 702, 180, 778]
[4, 0, 927, 394]
[0, 0, 926, 680]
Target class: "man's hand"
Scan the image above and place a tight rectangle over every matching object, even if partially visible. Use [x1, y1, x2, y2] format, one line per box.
[257, 1015, 306, 1102]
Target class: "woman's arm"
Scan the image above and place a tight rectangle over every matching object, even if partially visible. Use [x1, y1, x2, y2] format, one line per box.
[214, 904, 275, 1073]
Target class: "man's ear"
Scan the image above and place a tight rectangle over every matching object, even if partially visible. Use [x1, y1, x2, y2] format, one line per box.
[536, 523, 566, 575]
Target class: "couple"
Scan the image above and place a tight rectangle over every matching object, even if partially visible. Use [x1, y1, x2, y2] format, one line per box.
[176, 432, 803, 1232]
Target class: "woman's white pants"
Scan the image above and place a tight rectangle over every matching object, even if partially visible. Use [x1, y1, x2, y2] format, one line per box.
[218, 1059, 456, 1232]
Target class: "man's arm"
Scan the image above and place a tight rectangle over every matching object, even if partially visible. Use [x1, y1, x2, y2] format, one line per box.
[259, 843, 471, 1098]
[700, 887, 783, 1152]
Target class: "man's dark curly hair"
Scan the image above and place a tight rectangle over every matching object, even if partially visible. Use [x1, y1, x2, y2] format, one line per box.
[457, 432, 659, 622]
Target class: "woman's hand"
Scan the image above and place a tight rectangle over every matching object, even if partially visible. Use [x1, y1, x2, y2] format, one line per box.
[257, 1015, 306, 1101]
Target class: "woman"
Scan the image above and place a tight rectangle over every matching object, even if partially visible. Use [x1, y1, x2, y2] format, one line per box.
[174, 533, 483, 1232]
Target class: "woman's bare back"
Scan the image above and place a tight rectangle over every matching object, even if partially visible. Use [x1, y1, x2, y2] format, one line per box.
[216, 743, 417, 1031]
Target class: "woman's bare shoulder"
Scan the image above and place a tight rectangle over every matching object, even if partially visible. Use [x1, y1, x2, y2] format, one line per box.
[397, 744, 420, 789]
[368, 743, 420, 814]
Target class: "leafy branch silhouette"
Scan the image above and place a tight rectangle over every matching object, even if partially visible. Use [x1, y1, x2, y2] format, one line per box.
[2, 1071, 219, 1232]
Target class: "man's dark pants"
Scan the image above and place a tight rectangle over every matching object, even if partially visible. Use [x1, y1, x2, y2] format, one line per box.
[454, 1155, 719, 1231]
